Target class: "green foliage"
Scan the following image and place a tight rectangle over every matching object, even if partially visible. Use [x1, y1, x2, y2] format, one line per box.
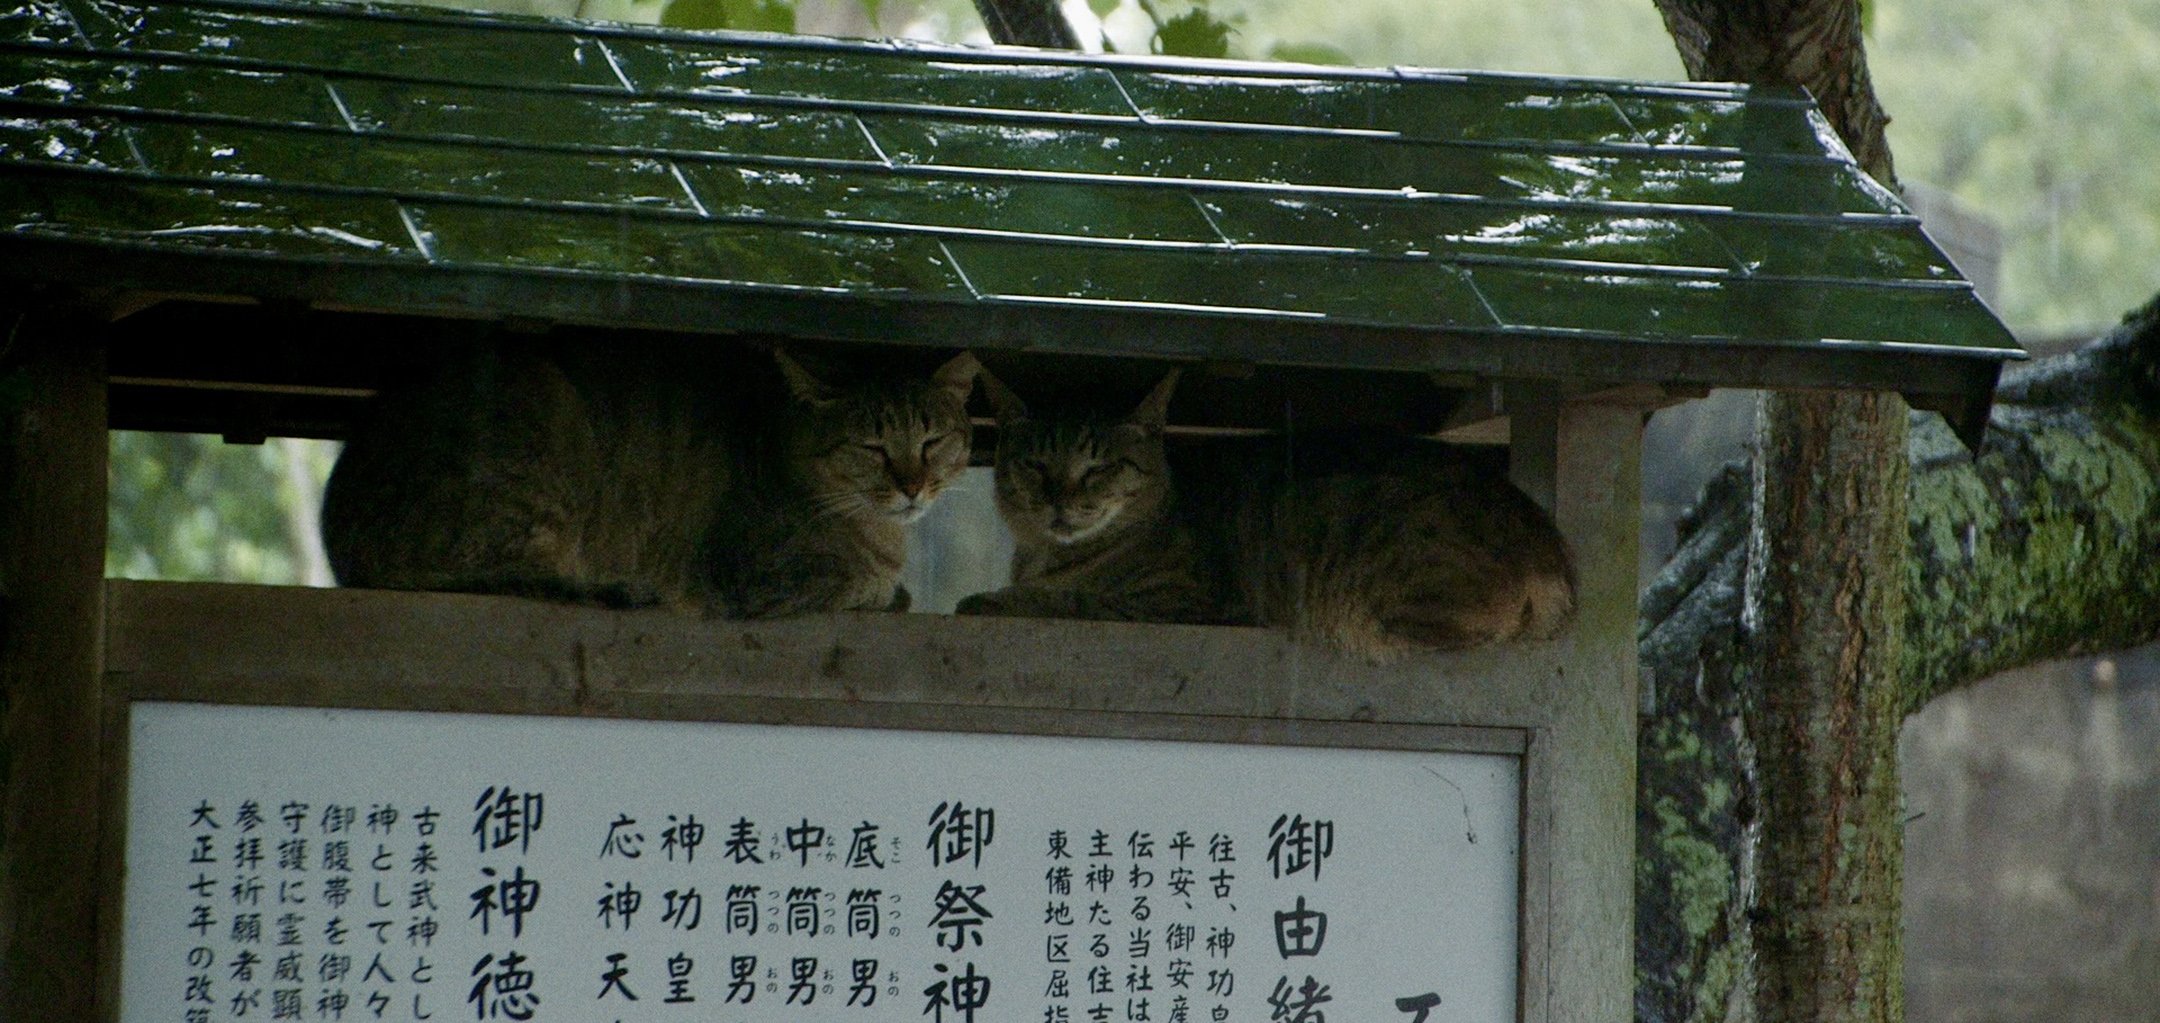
[106, 433, 336, 585]
[1264, 40, 1351, 66]
[1872, 0, 2160, 337]
[1206, 0, 1682, 78]
[1115, 0, 1237, 59]
[1147, 4, 1233, 57]
[661, 0, 796, 33]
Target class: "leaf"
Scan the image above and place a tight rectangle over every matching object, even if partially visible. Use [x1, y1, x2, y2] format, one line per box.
[661, 0, 796, 33]
[1265, 40, 1352, 66]
[660, 0, 728, 29]
[1151, 8, 1232, 58]
[737, 0, 795, 34]
[1087, 0, 1121, 19]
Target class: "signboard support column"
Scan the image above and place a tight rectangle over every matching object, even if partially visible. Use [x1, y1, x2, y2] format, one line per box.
[1542, 395, 1642, 1022]
[2, 327, 109, 1021]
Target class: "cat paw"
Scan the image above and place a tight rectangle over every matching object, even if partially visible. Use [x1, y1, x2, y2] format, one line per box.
[953, 593, 1004, 616]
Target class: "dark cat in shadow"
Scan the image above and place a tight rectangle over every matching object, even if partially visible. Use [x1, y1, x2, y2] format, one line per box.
[958, 369, 1575, 658]
[322, 341, 979, 617]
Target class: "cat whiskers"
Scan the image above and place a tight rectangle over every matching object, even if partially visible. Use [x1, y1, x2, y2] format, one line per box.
[807, 488, 877, 521]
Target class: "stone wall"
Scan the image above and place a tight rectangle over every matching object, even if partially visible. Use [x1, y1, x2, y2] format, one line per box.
[1901, 643, 2160, 1021]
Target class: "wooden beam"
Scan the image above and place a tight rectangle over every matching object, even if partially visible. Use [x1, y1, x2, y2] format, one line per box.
[103, 582, 1578, 730]
[1540, 397, 1645, 1022]
[1507, 381, 1561, 512]
[1443, 380, 1698, 449]
[1, 329, 108, 1020]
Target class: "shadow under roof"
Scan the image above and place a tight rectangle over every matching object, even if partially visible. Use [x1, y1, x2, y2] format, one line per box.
[0, 0, 2021, 436]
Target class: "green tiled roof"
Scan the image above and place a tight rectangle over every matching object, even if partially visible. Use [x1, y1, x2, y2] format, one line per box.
[0, 0, 2020, 409]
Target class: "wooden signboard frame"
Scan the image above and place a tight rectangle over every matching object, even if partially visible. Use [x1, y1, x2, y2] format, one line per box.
[106, 643, 1541, 1022]
[5, 338, 1645, 1022]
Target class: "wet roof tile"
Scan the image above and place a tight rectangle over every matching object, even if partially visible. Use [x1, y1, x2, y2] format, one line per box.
[0, 0, 2023, 401]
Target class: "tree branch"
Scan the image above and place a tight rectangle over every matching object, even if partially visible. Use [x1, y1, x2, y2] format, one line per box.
[1903, 297, 2160, 709]
[970, 0, 1081, 49]
[1650, 0, 1894, 182]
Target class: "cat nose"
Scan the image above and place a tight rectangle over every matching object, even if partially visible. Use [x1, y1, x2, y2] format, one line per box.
[889, 464, 924, 499]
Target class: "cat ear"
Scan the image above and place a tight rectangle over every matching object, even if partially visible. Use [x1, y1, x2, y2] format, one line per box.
[932, 351, 981, 404]
[1127, 369, 1181, 434]
[773, 349, 838, 407]
[977, 366, 1030, 425]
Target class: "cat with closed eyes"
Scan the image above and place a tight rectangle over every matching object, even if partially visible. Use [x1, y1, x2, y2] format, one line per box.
[956, 369, 1575, 658]
[321, 341, 979, 618]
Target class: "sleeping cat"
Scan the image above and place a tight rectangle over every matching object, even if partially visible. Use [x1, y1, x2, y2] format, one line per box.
[956, 369, 1576, 658]
[321, 341, 979, 618]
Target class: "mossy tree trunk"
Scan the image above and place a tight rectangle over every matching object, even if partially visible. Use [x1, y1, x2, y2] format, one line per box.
[1741, 392, 1910, 1023]
[1643, 2, 1913, 1021]
[1640, 296, 2160, 1023]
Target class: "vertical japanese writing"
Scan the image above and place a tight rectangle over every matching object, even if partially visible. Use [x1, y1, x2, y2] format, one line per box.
[358, 802, 400, 1020]
[1043, 828, 1074, 1023]
[317, 803, 357, 1022]
[659, 813, 704, 1003]
[590, 808, 652, 1009]
[135, 706, 1515, 1023]
[1205, 831, 1237, 1023]
[182, 800, 220, 1023]
[468, 788, 543, 1021]
[1125, 829, 1157, 1023]
[1264, 814, 1336, 1023]
[923, 800, 996, 1022]
[618, 810, 904, 1013]
[1043, 822, 1218, 1023]
[176, 794, 462, 1021]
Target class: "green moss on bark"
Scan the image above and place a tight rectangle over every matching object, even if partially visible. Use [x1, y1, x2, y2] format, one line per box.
[1638, 296, 2160, 1023]
[1903, 331, 2160, 712]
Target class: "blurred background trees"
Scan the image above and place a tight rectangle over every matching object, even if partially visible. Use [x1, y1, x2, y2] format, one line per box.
[107, 433, 334, 585]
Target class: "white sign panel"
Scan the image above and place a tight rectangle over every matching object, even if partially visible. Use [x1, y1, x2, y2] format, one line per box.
[123, 701, 1519, 1023]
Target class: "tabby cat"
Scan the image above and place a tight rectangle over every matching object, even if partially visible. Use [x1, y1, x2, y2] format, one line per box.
[321, 342, 979, 618]
[956, 369, 1576, 658]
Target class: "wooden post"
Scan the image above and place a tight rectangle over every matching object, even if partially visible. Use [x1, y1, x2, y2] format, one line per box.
[1542, 395, 1643, 1022]
[2, 329, 108, 1020]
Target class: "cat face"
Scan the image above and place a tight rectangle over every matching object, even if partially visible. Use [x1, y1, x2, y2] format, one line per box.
[780, 351, 979, 524]
[984, 370, 1178, 546]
